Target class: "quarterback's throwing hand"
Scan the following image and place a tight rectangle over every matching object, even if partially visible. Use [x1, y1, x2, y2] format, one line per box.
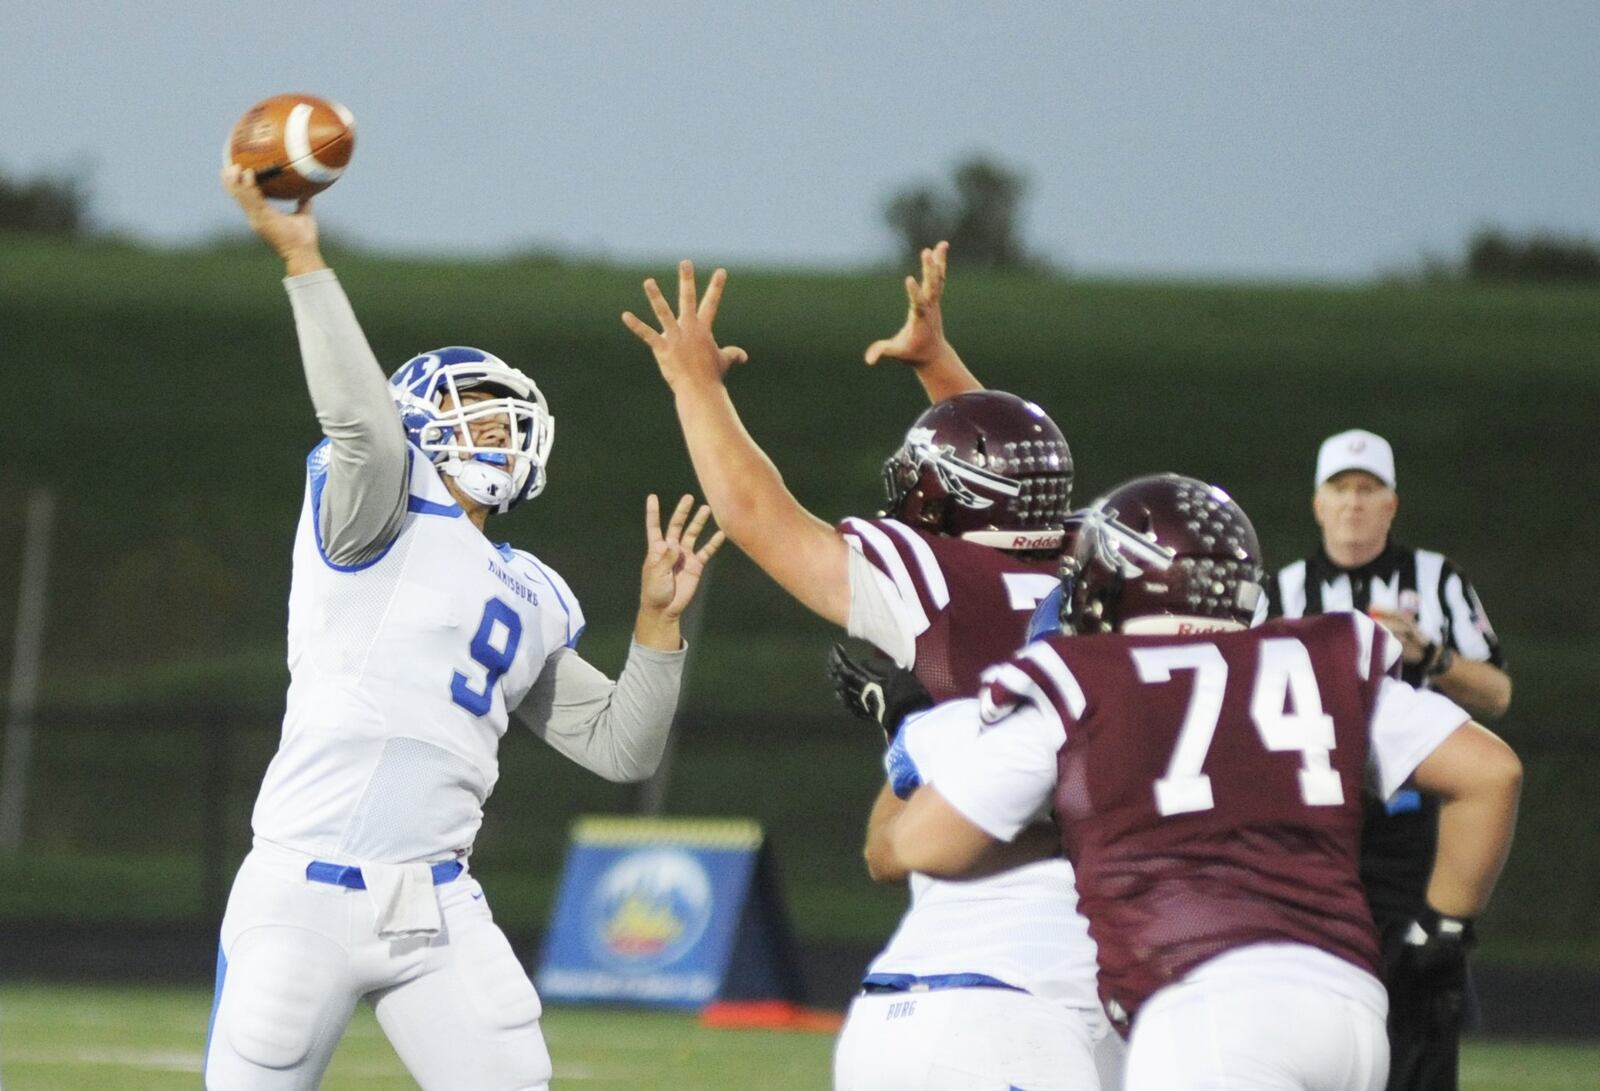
[622, 261, 749, 390]
[640, 493, 725, 621]
[221, 163, 323, 273]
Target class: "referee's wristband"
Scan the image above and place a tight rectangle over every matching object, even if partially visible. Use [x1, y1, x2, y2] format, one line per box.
[1412, 905, 1477, 948]
[1423, 642, 1455, 677]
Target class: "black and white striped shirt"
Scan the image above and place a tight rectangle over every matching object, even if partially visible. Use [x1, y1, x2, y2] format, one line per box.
[1267, 538, 1506, 920]
[1270, 540, 1504, 687]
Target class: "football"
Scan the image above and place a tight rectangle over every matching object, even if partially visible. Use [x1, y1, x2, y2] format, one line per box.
[226, 94, 355, 200]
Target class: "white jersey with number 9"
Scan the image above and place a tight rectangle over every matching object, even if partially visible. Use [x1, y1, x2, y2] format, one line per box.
[251, 439, 584, 864]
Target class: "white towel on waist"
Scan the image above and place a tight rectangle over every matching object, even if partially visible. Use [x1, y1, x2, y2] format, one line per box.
[363, 862, 442, 939]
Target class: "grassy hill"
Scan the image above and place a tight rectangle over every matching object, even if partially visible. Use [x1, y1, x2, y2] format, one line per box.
[2, 236, 1596, 953]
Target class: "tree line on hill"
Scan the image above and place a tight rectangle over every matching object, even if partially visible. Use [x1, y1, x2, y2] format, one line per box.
[2, 162, 1595, 284]
[0, 167, 90, 237]
[1457, 229, 1600, 282]
[882, 156, 1600, 285]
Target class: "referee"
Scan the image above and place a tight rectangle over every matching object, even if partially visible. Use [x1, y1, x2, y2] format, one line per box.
[1270, 428, 1511, 1091]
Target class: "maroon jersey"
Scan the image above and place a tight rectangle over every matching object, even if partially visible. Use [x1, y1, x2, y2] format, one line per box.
[839, 516, 1058, 700]
[993, 613, 1394, 1022]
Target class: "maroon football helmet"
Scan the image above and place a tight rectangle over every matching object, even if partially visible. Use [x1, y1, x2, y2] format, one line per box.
[882, 391, 1073, 551]
[1061, 473, 1265, 635]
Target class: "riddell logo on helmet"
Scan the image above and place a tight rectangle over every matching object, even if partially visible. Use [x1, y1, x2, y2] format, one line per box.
[1175, 620, 1237, 634]
[1009, 531, 1059, 550]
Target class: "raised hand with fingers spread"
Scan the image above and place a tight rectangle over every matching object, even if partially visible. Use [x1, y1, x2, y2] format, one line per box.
[865, 240, 952, 367]
[863, 240, 982, 402]
[621, 257, 855, 628]
[638, 493, 726, 640]
[622, 260, 748, 391]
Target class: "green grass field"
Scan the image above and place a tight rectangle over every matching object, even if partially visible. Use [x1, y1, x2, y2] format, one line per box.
[0, 984, 834, 1090]
[1, 984, 1594, 1090]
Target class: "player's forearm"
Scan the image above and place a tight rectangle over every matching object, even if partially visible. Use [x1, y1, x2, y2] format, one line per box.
[863, 783, 911, 884]
[1433, 658, 1512, 723]
[671, 381, 786, 536]
[587, 640, 685, 781]
[1425, 740, 1522, 918]
[287, 270, 408, 561]
[632, 607, 682, 652]
[287, 271, 397, 440]
[911, 344, 984, 403]
[521, 643, 685, 783]
[962, 819, 1061, 879]
[671, 381, 851, 624]
[888, 785, 999, 879]
[281, 243, 328, 278]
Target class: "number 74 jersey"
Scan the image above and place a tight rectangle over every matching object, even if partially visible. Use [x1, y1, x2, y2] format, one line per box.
[930, 611, 1471, 1022]
[252, 442, 585, 864]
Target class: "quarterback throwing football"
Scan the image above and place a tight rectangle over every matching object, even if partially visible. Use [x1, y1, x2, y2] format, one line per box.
[205, 166, 723, 1091]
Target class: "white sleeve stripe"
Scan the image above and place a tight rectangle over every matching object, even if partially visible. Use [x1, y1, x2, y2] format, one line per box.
[1349, 610, 1401, 680]
[1442, 572, 1494, 661]
[844, 544, 925, 663]
[1382, 630, 1403, 674]
[1352, 612, 1376, 680]
[1018, 643, 1087, 718]
[1357, 609, 1404, 675]
[986, 662, 1070, 736]
[840, 518, 909, 582]
[876, 519, 952, 611]
[1414, 549, 1448, 644]
[1275, 560, 1308, 618]
[840, 518, 930, 635]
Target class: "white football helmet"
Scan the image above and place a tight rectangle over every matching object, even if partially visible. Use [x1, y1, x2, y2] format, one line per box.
[389, 346, 555, 513]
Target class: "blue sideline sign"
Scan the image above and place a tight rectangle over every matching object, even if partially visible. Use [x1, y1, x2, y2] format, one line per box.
[535, 816, 798, 1009]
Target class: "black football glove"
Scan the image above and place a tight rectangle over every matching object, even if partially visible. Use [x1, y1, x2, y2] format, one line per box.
[826, 643, 933, 742]
[1394, 906, 1476, 1036]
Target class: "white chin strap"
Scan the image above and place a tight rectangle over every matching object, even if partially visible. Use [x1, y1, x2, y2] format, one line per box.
[445, 456, 516, 510]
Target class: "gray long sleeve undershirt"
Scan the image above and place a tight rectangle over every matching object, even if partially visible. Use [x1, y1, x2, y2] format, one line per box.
[284, 269, 685, 784]
[514, 640, 685, 783]
[285, 268, 409, 566]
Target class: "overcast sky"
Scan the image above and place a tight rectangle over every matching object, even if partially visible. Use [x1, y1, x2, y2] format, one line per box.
[6, 2, 1594, 279]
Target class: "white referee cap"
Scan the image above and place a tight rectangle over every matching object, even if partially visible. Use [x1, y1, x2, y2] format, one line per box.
[1316, 429, 1396, 489]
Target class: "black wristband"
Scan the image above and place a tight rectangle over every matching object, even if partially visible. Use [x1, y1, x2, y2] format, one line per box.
[1427, 644, 1456, 677]
[1418, 904, 1477, 948]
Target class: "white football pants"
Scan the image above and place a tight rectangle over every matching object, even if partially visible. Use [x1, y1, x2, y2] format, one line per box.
[833, 986, 1119, 1091]
[1125, 969, 1387, 1091]
[203, 843, 551, 1091]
